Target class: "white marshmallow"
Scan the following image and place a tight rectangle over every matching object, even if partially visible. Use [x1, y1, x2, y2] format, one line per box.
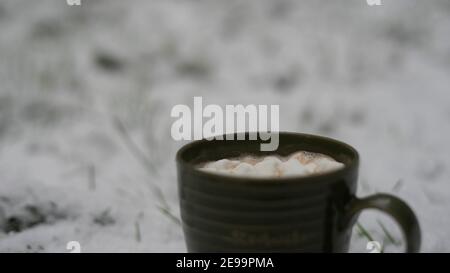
[240, 155, 260, 165]
[313, 157, 344, 173]
[253, 156, 282, 177]
[199, 151, 344, 178]
[232, 162, 255, 176]
[204, 159, 239, 171]
[279, 158, 309, 177]
[290, 151, 316, 164]
[304, 162, 318, 173]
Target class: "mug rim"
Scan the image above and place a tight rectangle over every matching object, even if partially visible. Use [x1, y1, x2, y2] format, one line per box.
[176, 132, 359, 184]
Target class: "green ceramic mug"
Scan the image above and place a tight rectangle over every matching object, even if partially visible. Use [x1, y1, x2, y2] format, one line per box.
[176, 132, 421, 252]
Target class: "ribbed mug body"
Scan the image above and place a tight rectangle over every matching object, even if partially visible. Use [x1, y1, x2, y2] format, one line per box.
[176, 132, 359, 252]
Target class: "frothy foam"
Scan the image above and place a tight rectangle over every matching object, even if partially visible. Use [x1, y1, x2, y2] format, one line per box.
[198, 151, 344, 178]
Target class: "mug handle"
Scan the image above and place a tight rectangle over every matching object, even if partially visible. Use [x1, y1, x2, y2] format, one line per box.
[344, 193, 421, 253]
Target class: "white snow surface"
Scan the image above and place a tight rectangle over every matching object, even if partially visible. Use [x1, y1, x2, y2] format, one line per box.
[0, 0, 449, 252]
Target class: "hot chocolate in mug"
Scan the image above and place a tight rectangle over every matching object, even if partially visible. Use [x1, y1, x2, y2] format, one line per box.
[176, 132, 421, 252]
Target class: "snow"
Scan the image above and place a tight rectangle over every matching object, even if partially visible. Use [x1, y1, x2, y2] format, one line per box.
[0, 0, 449, 252]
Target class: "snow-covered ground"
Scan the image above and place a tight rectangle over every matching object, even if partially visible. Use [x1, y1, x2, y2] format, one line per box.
[0, 0, 449, 252]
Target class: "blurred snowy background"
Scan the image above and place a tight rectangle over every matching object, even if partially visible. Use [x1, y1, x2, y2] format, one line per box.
[0, 0, 449, 252]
